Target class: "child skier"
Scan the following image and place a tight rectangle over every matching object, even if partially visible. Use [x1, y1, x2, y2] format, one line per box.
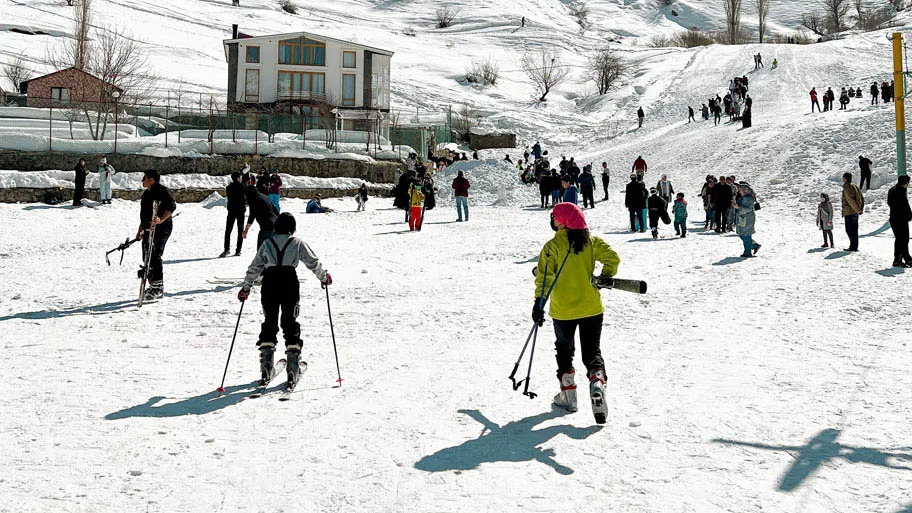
[673, 192, 688, 238]
[356, 183, 369, 212]
[646, 187, 667, 240]
[408, 183, 425, 231]
[238, 213, 332, 391]
[532, 203, 620, 424]
[817, 192, 835, 248]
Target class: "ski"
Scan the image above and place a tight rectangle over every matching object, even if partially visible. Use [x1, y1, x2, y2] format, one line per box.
[278, 361, 308, 401]
[249, 359, 287, 398]
[138, 200, 160, 308]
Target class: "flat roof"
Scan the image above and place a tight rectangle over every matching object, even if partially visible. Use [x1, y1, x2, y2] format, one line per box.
[223, 30, 394, 61]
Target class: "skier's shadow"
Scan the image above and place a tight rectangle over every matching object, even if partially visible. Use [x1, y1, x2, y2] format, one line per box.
[714, 428, 912, 492]
[104, 380, 264, 419]
[414, 408, 601, 475]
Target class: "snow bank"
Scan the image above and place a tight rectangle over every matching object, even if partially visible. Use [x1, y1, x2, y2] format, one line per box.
[435, 159, 537, 207]
[199, 192, 226, 209]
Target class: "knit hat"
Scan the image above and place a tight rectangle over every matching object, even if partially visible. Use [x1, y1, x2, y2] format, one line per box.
[552, 203, 588, 230]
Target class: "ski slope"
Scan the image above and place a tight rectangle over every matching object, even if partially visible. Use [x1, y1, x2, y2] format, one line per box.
[3, 0, 912, 512]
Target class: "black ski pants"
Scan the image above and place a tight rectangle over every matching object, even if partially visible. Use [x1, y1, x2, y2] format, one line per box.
[714, 208, 729, 232]
[258, 268, 302, 347]
[602, 179, 609, 200]
[553, 314, 605, 379]
[224, 209, 245, 252]
[142, 221, 171, 284]
[859, 171, 872, 191]
[891, 218, 912, 263]
[581, 185, 595, 208]
[845, 213, 860, 251]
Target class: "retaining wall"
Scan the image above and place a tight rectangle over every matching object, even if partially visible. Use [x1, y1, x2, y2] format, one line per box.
[0, 186, 392, 204]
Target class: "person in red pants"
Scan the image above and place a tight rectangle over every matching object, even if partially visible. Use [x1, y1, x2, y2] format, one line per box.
[408, 183, 425, 231]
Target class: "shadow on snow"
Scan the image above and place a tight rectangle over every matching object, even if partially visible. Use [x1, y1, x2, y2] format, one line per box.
[105, 380, 266, 419]
[414, 408, 601, 475]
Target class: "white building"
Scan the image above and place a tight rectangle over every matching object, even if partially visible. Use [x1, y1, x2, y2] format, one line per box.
[223, 26, 393, 132]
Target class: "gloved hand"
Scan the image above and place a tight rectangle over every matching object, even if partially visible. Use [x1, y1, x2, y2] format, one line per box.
[321, 272, 333, 288]
[238, 286, 251, 302]
[532, 300, 545, 327]
[592, 275, 615, 289]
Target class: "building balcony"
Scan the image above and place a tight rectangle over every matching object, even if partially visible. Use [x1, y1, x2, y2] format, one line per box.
[277, 91, 327, 103]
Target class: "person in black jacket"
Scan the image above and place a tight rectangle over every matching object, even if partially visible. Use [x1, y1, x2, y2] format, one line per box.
[887, 175, 912, 267]
[221, 172, 247, 257]
[134, 169, 176, 301]
[578, 166, 596, 208]
[72, 158, 89, 206]
[625, 174, 646, 232]
[393, 170, 415, 221]
[243, 185, 279, 249]
[647, 187, 668, 240]
[539, 171, 552, 208]
[858, 155, 873, 192]
[711, 176, 733, 232]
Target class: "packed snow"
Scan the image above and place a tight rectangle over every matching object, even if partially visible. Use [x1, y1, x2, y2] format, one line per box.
[2, 0, 912, 512]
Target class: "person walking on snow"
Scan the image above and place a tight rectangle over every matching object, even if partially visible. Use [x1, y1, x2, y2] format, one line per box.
[356, 183, 369, 212]
[871, 82, 880, 105]
[657, 174, 674, 210]
[539, 170, 553, 208]
[532, 202, 620, 424]
[632, 155, 647, 178]
[756, 53, 763, 69]
[673, 192, 688, 238]
[408, 183, 425, 231]
[887, 175, 912, 267]
[637, 106, 645, 128]
[532, 141, 542, 160]
[237, 212, 332, 391]
[135, 169, 176, 302]
[625, 174, 646, 232]
[221, 172, 247, 258]
[817, 192, 835, 248]
[98, 157, 116, 204]
[841, 172, 865, 252]
[73, 158, 90, 206]
[810, 88, 821, 113]
[452, 170, 470, 221]
[267, 170, 282, 212]
[735, 181, 760, 258]
[688, 106, 695, 123]
[839, 88, 850, 110]
[858, 155, 873, 192]
[578, 166, 596, 208]
[647, 187, 667, 240]
[600, 162, 610, 201]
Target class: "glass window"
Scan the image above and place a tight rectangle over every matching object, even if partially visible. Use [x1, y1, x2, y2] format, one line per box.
[279, 45, 291, 64]
[278, 72, 291, 97]
[51, 87, 70, 105]
[312, 74, 324, 94]
[245, 46, 260, 64]
[342, 74, 355, 106]
[313, 46, 325, 66]
[245, 69, 259, 101]
[343, 51, 356, 68]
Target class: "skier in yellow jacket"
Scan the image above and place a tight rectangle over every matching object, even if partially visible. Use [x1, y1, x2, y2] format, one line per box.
[408, 183, 425, 231]
[533, 202, 620, 424]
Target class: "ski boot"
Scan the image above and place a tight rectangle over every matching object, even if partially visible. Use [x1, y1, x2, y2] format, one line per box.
[286, 346, 303, 390]
[589, 368, 608, 425]
[552, 369, 578, 412]
[258, 343, 276, 386]
[651, 228, 658, 240]
[143, 280, 164, 302]
[218, 250, 230, 258]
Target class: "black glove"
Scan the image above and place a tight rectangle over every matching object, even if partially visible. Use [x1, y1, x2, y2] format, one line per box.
[592, 275, 614, 289]
[532, 300, 545, 326]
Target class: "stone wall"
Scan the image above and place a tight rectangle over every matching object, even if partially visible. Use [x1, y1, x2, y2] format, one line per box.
[0, 151, 401, 183]
[0, 186, 392, 204]
[469, 132, 517, 150]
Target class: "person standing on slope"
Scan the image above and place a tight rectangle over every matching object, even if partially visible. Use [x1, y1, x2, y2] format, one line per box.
[578, 165, 596, 208]
[656, 174, 674, 210]
[539, 169, 553, 209]
[561, 176, 579, 205]
[98, 157, 116, 204]
[817, 192, 835, 249]
[871, 82, 880, 105]
[221, 172, 246, 258]
[841, 172, 865, 252]
[135, 169, 176, 302]
[625, 174, 646, 232]
[637, 106, 645, 128]
[408, 182, 425, 231]
[237, 212, 332, 391]
[810, 88, 821, 113]
[600, 162, 610, 201]
[452, 170, 470, 221]
[688, 106, 695, 123]
[858, 155, 873, 192]
[532, 202, 620, 424]
[673, 192, 688, 238]
[735, 181, 761, 258]
[647, 187, 667, 240]
[887, 175, 912, 267]
[73, 158, 90, 207]
[632, 155, 647, 179]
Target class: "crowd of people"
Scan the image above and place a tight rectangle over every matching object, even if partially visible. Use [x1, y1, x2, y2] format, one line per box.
[694, 75, 752, 129]
[810, 81, 893, 113]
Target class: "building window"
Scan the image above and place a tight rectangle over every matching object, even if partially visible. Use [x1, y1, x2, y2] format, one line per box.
[342, 51, 356, 68]
[342, 74, 356, 106]
[246, 46, 260, 64]
[371, 57, 390, 109]
[245, 69, 259, 102]
[277, 71, 326, 100]
[278, 37, 326, 66]
[50, 87, 71, 105]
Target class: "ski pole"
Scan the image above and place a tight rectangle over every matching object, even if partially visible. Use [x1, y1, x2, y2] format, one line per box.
[216, 300, 245, 396]
[324, 283, 343, 387]
[509, 247, 551, 397]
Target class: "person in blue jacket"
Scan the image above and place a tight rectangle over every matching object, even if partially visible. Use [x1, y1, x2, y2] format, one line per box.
[560, 176, 578, 205]
[306, 194, 330, 213]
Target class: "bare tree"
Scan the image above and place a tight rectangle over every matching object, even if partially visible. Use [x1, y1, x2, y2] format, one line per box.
[755, 0, 770, 43]
[821, 0, 851, 33]
[521, 51, 570, 102]
[801, 11, 827, 35]
[3, 56, 32, 92]
[854, 0, 864, 19]
[316, 95, 339, 149]
[589, 47, 627, 95]
[723, 0, 742, 44]
[569, 4, 589, 30]
[452, 104, 480, 141]
[435, 7, 459, 28]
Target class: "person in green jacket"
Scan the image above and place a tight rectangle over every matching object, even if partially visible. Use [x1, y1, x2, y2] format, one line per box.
[532, 202, 620, 424]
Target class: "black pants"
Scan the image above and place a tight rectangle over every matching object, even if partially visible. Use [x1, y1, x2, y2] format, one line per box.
[859, 171, 872, 191]
[224, 209, 245, 252]
[822, 229, 834, 247]
[259, 268, 302, 346]
[540, 193, 550, 208]
[891, 219, 912, 263]
[602, 180, 609, 199]
[73, 179, 85, 206]
[553, 314, 604, 378]
[714, 208, 729, 231]
[581, 186, 594, 208]
[845, 214, 859, 251]
[142, 221, 172, 283]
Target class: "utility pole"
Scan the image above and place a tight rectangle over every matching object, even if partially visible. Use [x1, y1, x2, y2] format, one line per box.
[892, 32, 907, 176]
